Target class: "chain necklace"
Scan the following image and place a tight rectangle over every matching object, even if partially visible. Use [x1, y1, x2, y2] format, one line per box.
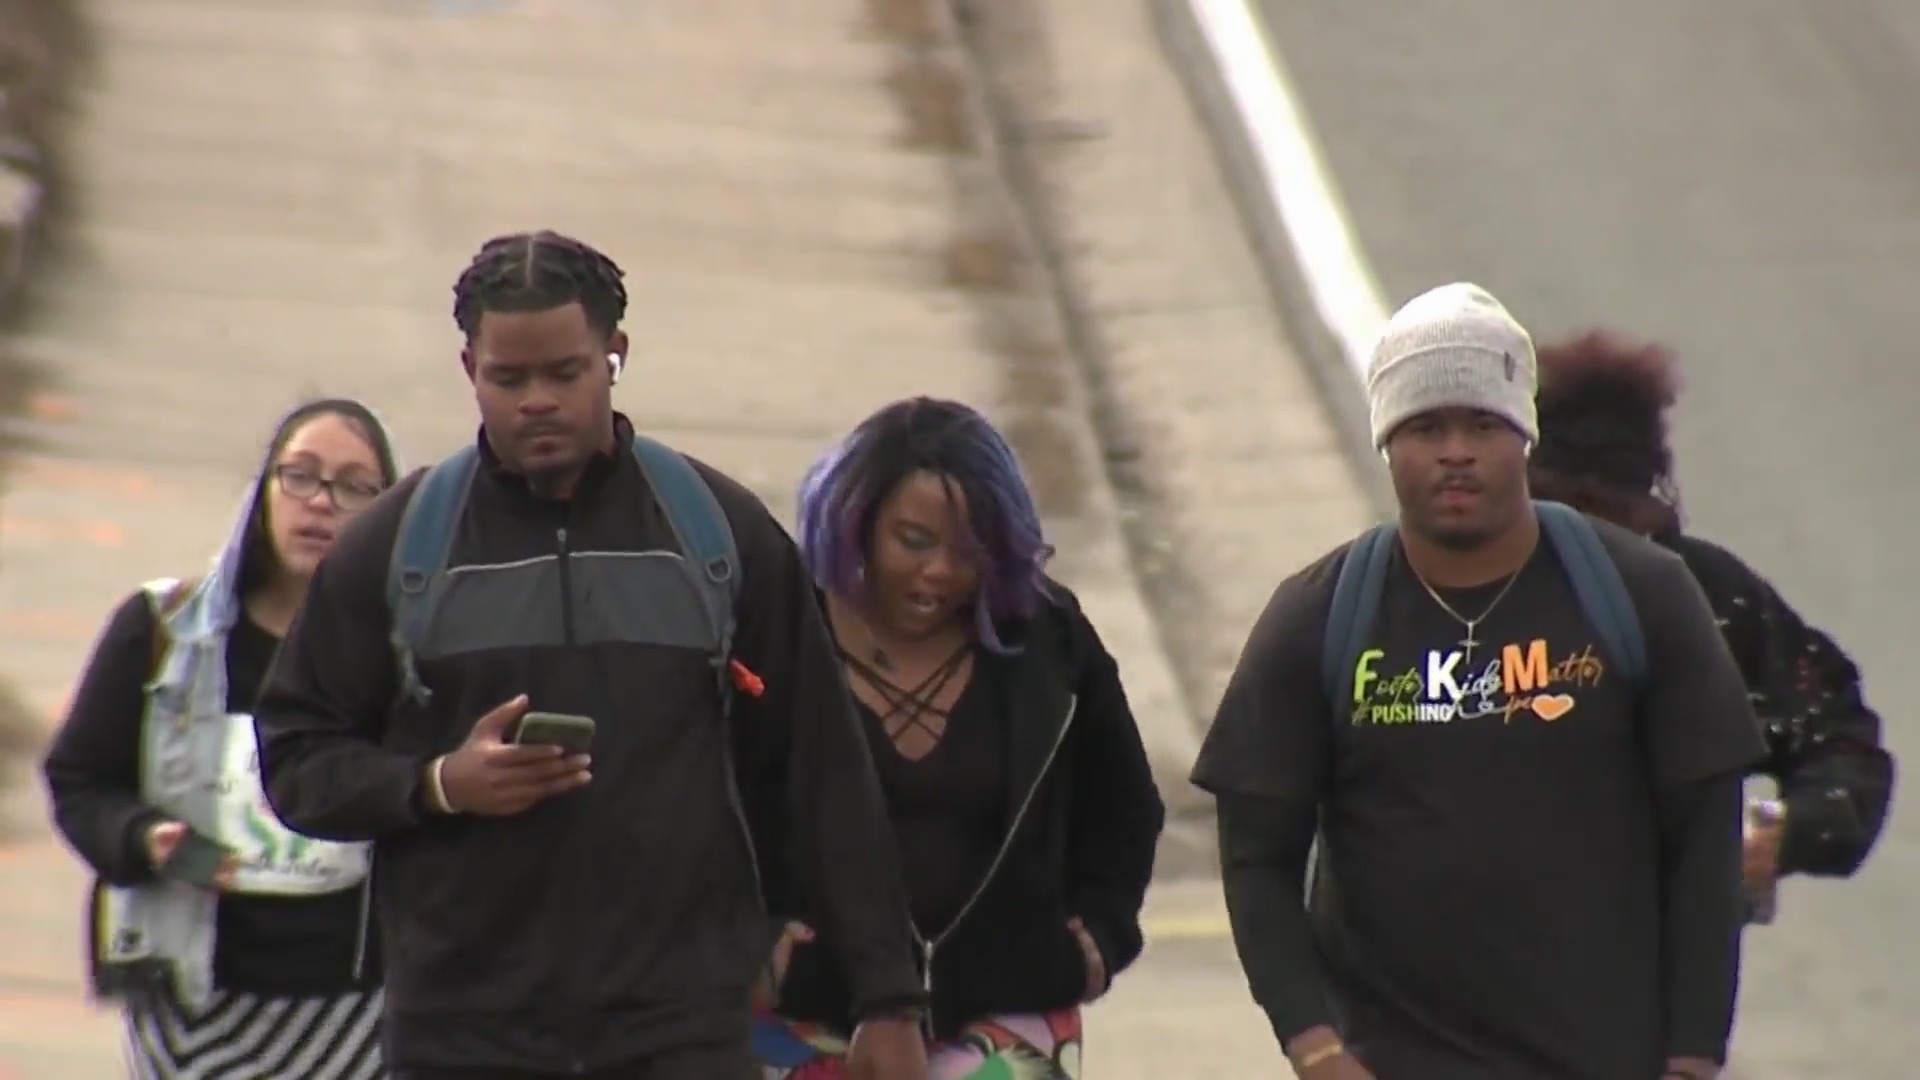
[1410, 567, 1524, 669]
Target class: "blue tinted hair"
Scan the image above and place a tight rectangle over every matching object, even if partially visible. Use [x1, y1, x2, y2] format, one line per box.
[797, 397, 1055, 653]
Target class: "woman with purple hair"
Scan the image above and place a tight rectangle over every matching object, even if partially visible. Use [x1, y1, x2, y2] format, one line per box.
[1530, 330, 1895, 921]
[750, 396, 1166, 1079]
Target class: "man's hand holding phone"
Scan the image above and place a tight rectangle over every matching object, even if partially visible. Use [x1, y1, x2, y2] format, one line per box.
[430, 694, 592, 817]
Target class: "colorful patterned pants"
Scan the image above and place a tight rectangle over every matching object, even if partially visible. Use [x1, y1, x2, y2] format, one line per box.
[751, 1006, 1082, 1079]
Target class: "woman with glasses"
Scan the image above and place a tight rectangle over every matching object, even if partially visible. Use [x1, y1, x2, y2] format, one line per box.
[43, 398, 402, 1079]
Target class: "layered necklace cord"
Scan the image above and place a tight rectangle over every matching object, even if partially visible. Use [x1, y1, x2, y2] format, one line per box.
[1410, 567, 1524, 669]
[838, 643, 970, 740]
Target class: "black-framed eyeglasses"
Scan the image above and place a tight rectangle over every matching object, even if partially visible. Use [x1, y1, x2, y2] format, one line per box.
[273, 464, 383, 511]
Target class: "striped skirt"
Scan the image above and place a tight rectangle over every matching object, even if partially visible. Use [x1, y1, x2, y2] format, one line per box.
[124, 987, 385, 1080]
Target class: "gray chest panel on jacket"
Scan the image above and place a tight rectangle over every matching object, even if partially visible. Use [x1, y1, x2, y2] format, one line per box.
[417, 550, 718, 659]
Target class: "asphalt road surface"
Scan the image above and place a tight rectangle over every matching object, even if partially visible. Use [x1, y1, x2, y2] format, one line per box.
[1255, 2, 1920, 1075]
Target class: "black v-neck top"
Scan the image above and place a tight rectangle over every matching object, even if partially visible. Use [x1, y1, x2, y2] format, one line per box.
[855, 673, 1009, 935]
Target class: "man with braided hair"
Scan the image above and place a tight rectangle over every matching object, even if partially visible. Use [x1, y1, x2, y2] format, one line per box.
[255, 231, 929, 1079]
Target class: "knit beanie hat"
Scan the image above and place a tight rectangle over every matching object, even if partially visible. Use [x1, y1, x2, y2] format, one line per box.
[1367, 282, 1538, 448]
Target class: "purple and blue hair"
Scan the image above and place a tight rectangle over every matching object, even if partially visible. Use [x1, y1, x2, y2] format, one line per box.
[796, 397, 1055, 653]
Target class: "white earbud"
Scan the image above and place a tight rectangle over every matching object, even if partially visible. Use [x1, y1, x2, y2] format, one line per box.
[607, 353, 624, 383]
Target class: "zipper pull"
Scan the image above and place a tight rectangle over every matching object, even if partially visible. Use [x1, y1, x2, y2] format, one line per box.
[919, 940, 937, 1039]
[556, 526, 569, 552]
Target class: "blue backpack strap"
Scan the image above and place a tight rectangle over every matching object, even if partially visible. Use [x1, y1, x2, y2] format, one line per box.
[1535, 500, 1648, 689]
[1321, 524, 1397, 716]
[627, 435, 740, 707]
[1307, 526, 1392, 915]
[386, 447, 480, 707]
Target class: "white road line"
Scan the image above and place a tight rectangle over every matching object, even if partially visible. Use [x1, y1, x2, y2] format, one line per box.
[1184, 0, 1390, 384]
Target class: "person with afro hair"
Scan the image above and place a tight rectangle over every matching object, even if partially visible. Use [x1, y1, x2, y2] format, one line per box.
[1531, 329, 1895, 915]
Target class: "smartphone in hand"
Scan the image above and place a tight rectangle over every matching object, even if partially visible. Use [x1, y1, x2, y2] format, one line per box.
[509, 711, 596, 755]
[159, 829, 233, 889]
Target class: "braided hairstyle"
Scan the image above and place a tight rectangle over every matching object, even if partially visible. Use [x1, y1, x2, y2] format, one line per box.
[1530, 329, 1685, 536]
[451, 230, 629, 340]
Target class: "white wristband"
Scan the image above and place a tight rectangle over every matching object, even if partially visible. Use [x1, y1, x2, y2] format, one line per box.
[425, 755, 459, 815]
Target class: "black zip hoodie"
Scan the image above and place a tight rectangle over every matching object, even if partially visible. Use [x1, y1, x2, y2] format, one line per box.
[772, 583, 1166, 1039]
[254, 418, 923, 1072]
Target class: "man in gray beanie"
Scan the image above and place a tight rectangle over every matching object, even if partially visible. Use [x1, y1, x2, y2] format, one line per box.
[1368, 283, 1537, 445]
[1367, 283, 1539, 551]
[1194, 283, 1764, 1080]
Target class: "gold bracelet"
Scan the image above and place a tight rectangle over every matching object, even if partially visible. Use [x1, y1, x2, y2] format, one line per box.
[1295, 1042, 1346, 1070]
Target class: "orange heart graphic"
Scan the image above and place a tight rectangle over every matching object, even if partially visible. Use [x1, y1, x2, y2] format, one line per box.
[1531, 694, 1576, 722]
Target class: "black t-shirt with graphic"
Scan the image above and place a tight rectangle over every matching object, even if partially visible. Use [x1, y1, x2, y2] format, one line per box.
[1194, 521, 1765, 1079]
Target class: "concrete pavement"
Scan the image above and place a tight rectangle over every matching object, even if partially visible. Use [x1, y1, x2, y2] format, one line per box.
[0, 0, 1351, 1074]
[947, 0, 1376, 725]
[1223, 2, 1920, 1074]
[937, 0, 1374, 1065]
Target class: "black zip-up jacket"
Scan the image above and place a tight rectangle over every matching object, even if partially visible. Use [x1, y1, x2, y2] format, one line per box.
[1659, 531, 1895, 876]
[254, 420, 923, 1072]
[774, 584, 1166, 1039]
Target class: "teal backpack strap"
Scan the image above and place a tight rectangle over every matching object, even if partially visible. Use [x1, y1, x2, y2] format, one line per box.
[1321, 524, 1397, 717]
[386, 447, 480, 707]
[1308, 525, 1393, 916]
[1535, 500, 1648, 689]
[627, 435, 741, 708]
